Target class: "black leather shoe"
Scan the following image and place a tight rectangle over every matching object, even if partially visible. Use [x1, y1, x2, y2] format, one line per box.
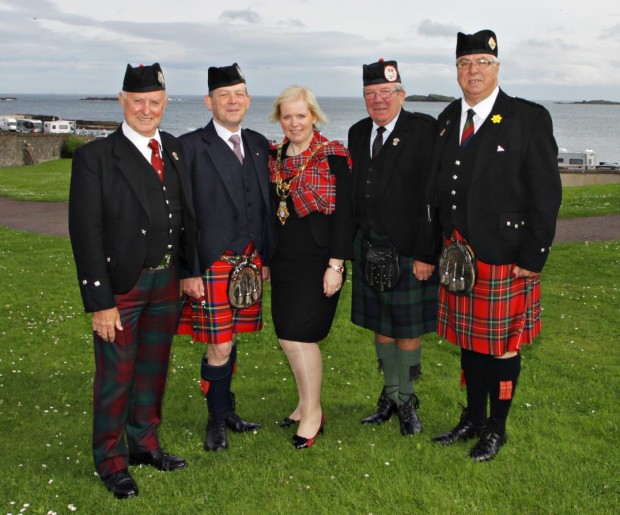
[226, 391, 261, 432]
[129, 448, 186, 471]
[225, 410, 262, 432]
[279, 416, 299, 428]
[360, 387, 397, 424]
[432, 407, 485, 445]
[102, 469, 138, 499]
[469, 430, 507, 462]
[204, 415, 228, 452]
[397, 395, 423, 435]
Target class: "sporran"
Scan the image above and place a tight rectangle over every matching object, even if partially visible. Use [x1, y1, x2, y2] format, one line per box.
[223, 252, 262, 309]
[438, 239, 477, 295]
[363, 241, 401, 292]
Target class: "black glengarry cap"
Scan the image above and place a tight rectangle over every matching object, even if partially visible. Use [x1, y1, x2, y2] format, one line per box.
[208, 63, 246, 92]
[122, 63, 166, 92]
[362, 59, 401, 86]
[456, 30, 498, 58]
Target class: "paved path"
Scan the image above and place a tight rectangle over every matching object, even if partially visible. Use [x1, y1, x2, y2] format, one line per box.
[0, 197, 619, 242]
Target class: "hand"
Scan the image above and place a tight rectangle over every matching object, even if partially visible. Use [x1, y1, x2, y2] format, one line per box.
[181, 277, 205, 299]
[413, 260, 435, 281]
[512, 266, 538, 279]
[262, 266, 271, 282]
[92, 307, 122, 342]
[323, 267, 344, 297]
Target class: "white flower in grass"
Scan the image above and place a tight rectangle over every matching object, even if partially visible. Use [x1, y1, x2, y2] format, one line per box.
[384, 461, 390, 466]
[48, 479, 54, 484]
[68, 505, 77, 512]
[364, 473, 370, 478]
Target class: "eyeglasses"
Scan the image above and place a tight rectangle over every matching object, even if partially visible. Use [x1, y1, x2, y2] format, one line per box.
[363, 88, 400, 100]
[456, 58, 498, 70]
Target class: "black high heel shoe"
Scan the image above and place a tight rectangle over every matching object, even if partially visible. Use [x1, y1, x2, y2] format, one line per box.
[280, 416, 299, 428]
[291, 416, 325, 449]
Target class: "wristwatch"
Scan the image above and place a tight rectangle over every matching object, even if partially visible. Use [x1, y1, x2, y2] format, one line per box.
[327, 264, 344, 274]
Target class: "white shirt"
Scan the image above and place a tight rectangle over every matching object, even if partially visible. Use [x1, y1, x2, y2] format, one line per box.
[121, 122, 162, 163]
[370, 112, 400, 155]
[460, 86, 500, 139]
[213, 120, 245, 158]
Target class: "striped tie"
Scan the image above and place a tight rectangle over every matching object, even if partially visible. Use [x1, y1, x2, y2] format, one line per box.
[460, 109, 475, 148]
[229, 134, 244, 164]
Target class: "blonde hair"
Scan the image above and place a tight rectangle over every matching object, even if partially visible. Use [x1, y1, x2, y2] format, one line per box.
[270, 85, 328, 128]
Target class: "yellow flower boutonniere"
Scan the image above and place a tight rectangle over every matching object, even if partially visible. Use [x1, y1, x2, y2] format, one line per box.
[491, 114, 502, 124]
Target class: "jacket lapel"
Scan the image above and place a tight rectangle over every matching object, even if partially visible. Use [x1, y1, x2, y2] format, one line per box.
[470, 89, 514, 183]
[378, 110, 408, 197]
[201, 121, 244, 211]
[111, 130, 150, 215]
[242, 129, 270, 208]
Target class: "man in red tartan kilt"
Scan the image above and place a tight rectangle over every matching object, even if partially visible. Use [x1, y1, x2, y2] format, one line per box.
[176, 63, 276, 452]
[427, 30, 562, 461]
[69, 63, 196, 499]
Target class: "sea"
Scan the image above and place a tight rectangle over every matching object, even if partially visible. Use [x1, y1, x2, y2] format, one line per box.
[2, 94, 619, 163]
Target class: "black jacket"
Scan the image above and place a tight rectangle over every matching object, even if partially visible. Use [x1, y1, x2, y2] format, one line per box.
[179, 120, 276, 275]
[348, 109, 437, 262]
[429, 89, 562, 272]
[69, 128, 196, 312]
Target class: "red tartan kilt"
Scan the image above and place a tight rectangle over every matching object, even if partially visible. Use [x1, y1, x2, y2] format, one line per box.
[437, 257, 542, 356]
[177, 245, 263, 344]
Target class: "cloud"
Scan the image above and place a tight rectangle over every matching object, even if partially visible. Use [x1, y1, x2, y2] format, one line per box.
[218, 9, 261, 24]
[278, 18, 305, 28]
[416, 19, 460, 38]
[599, 22, 620, 40]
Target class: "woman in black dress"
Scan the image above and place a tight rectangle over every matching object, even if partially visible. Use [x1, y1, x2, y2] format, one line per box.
[268, 85, 354, 448]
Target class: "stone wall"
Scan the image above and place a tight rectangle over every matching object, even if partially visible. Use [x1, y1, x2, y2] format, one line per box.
[0, 132, 89, 167]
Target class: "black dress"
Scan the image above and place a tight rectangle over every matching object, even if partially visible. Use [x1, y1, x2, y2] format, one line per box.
[269, 148, 354, 343]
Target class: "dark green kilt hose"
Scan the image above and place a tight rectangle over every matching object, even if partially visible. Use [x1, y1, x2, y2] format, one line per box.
[351, 229, 439, 338]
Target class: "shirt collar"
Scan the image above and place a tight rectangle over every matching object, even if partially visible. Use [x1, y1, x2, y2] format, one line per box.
[461, 86, 500, 124]
[373, 111, 400, 137]
[213, 119, 242, 142]
[122, 122, 161, 151]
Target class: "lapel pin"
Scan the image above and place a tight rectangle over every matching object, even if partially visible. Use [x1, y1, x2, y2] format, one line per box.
[172, 152, 179, 160]
[440, 128, 446, 136]
[491, 114, 502, 124]
[392, 138, 400, 146]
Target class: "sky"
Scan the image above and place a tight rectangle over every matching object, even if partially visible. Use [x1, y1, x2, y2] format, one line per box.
[2, 0, 620, 101]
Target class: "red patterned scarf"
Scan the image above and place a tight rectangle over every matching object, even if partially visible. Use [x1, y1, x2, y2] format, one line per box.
[269, 131, 352, 218]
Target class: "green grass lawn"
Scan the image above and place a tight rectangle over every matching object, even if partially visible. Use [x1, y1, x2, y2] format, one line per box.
[0, 228, 618, 514]
[0, 159, 619, 218]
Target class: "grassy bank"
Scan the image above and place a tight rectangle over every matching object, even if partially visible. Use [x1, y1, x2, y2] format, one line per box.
[0, 159, 619, 218]
[0, 227, 618, 514]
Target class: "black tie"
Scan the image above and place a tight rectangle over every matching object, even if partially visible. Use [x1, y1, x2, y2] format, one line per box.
[372, 126, 386, 159]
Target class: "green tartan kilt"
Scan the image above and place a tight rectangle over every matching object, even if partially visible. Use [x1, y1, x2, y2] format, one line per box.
[351, 230, 439, 339]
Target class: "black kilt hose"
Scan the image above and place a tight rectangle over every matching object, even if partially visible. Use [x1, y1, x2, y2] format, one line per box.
[351, 229, 438, 339]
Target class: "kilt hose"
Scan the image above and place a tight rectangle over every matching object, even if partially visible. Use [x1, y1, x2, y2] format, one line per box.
[437, 259, 542, 356]
[351, 230, 438, 339]
[92, 265, 180, 478]
[177, 245, 263, 344]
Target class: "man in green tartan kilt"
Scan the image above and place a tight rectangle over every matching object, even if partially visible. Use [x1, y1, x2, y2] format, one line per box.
[348, 59, 440, 436]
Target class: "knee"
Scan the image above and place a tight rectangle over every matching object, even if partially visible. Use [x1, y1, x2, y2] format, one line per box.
[207, 342, 232, 365]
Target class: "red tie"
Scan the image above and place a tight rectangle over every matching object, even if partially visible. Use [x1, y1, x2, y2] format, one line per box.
[460, 109, 475, 148]
[148, 138, 164, 181]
